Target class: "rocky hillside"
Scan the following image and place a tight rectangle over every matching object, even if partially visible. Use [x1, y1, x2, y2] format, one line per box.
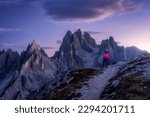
[100, 53, 150, 100]
[43, 68, 101, 100]
[0, 41, 58, 99]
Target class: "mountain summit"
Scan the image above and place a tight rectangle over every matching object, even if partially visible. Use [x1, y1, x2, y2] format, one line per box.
[98, 36, 126, 63]
[0, 41, 58, 99]
[53, 29, 99, 70]
[59, 29, 97, 53]
[53, 29, 145, 69]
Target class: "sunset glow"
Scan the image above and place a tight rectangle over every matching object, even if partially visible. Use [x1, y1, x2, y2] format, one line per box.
[0, 0, 150, 56]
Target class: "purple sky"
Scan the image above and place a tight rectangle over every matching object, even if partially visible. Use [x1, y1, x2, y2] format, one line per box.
[0, 0, 150, 56]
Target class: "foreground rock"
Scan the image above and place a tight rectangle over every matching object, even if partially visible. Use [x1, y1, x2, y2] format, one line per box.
[100, 53, 150, 100]
[43, 68, 100, 100]
[73, 64, 120, 100]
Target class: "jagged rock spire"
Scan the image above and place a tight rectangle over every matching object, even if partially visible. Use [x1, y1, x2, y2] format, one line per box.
[30, 40, 41, 51]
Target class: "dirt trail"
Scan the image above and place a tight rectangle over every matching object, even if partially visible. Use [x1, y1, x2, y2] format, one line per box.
[74, 64, 120, 100]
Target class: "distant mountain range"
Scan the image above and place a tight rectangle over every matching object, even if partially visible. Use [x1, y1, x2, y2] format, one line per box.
[0, 29, 148, 99]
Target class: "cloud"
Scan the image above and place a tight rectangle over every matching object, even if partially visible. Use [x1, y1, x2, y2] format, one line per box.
[0, 0, 23, 6]
[42, 47, 56, 49]
[43, 0, 138, 22]
[86, 31, 104, 35]
[0, 43, 56, 53]
[0, 43, 15, 47]
[0, 0, 43, 7]
[0, 43, 26, 53]
[0, 43, 25, 48]
[0, 0, 139, 22]
[0, 28, 20, 33]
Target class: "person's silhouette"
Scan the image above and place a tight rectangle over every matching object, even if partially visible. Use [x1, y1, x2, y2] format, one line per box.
[102, 49, 110, 68]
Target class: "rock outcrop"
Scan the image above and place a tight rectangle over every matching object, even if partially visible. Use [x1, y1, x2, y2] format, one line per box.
[98, 36, 126, 64]
[125, 46, 145, 61]
[100, 53, 150, 100]
[0, 49, 20, 81]
[0, 41, 58, 99]
[52, 29, 99, 70]
[53, 29, 145, 68]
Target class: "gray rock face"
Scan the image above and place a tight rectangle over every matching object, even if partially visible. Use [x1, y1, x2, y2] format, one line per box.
[100, 53, 150, 100]
[99, 36, 126, 64]
[98, 37, 147, 64]
[0, 41, 58, 99]
[53, 29, 146, 69]
[125, 46, 145, 61]
[0, 49, 20, 81]
[53, 29, 99, 70]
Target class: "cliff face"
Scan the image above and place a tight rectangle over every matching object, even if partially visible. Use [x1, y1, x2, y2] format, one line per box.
[0, 49, 20, 82]
[125, 46, 145, 61]
[53, 30, 146, 68]
[98, 36, 126, 64]
[0, 41, 58, 99]
[98, 37, 147, 64]
[53, 29, 99, 70]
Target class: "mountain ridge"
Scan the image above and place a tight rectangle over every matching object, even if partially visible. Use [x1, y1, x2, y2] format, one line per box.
[0, 29, 148, 99]
[0, 41, 58, 99]
[53, 29, 146, 68]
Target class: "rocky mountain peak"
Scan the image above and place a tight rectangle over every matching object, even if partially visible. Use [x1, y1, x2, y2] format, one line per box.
[109, 36, 114, 41]
[0, 41, 58, 99]
[20, 40, 49, 71]
[74, 29, 82, 37]
[109, 36, 118, 47]
[99, 36, 125, 62]
[84, 32, 90, 38]
[28, 40, 41, 52]
[52, 29, 99, 69]
[100, 36, 117, 47]
[60, 29, 97, 52]
[0, 49, 20, 77]
[24, 40, 46, 59]
[65, 30, 72, 37]
[76, 28, 82, 33]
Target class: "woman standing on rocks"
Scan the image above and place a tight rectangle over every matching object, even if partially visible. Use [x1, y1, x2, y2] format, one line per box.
[102, 49, 110, 68]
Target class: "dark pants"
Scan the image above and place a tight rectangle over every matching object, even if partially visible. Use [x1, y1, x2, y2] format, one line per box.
[102, 58, 109, 68]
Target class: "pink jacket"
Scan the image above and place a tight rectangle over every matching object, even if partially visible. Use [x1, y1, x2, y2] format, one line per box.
[103, 53, 110, 60]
